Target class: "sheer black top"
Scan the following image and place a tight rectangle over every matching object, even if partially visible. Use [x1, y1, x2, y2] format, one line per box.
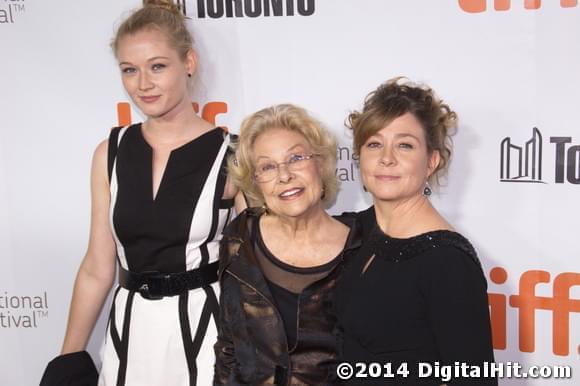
[254, 218, 344, 349]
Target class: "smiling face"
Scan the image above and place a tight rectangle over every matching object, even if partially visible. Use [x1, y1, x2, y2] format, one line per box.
[359, 112, 440, 203]
[252, 128, 324, 219]
[116, 28, 194, 119]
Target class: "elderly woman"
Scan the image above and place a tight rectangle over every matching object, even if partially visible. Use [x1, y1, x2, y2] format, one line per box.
[335, 78, 496, 385]
[214, 104, 361, 385]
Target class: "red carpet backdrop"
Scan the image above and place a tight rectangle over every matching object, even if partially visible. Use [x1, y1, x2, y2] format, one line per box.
[0, 1, 578, 384]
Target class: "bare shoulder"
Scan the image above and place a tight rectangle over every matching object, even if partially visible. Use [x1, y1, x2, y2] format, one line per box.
[414, 206, 454, 234]
[94, 138, 108, 157]
[330, 216, 350, 232]
[327, 216, 351, 244]
[89, 139, 110, 186]
[428, 216, 454, 232]
[195, 116, 217, 134]
[92, 139, 109, 167]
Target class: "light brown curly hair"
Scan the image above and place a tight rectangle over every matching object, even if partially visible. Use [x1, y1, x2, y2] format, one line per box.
[346, 77, 457, 185]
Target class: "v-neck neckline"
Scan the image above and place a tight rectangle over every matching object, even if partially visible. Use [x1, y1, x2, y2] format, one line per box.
[136, 123, 221, 202]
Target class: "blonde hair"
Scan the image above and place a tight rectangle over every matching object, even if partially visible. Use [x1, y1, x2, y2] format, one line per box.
[229, 104, 339, 207]
[112, 0, 192, 60]
[347, 77, 457, 185]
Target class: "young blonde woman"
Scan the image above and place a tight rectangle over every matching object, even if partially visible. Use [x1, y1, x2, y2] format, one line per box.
[41, 1, 241, 385]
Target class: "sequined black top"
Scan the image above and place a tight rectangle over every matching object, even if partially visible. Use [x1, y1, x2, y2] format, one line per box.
[335, 207, 497, 385]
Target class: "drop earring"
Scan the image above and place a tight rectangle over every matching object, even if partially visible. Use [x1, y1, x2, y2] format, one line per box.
[423, 182, 432, 196]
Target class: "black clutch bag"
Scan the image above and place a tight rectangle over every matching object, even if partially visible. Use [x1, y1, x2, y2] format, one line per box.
[40, 351, 98, 386]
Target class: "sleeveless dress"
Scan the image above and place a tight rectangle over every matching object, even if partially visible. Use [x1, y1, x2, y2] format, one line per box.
[98, 123, 234, 386]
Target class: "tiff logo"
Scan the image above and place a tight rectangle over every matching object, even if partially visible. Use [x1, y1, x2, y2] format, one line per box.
[488, 268, 580, 356]
[500, 127, 545, 183]
[459, 0, 578, 13]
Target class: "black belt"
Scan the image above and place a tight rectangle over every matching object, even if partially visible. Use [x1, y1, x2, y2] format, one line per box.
[118, 261, 219, 300]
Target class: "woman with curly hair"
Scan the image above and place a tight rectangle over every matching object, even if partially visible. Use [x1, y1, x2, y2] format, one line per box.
[335, 78, 496, 385]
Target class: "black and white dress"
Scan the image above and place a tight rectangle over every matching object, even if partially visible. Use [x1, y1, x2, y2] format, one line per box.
[98, 124, 233, 386]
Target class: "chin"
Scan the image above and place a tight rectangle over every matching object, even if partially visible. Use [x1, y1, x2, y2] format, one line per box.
[275, 206, 308, 218]
[134, 102, 170, 118]
[135, 106, 158, 118]
[273, 201, 320, 218]
[367, 186, 394, 196]
[368, 190, 402, 202]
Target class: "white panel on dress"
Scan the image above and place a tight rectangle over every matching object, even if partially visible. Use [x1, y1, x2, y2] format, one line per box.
[185, 134, 231, 270]
[109, 126, 130, 270]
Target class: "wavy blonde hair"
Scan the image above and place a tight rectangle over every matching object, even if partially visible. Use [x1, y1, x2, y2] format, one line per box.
[229, 104, 338, 207]
[112, 0, 192, 60]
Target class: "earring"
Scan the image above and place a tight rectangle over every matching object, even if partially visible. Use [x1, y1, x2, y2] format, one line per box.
[423, 182, 432, 196]
[187, 73, 192, 78]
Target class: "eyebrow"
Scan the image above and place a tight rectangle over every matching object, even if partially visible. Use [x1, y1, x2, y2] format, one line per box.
[371, 132, 421, 141]
[255, 144, 306, 161]
[394, 133, 421, 141]
[147, 56, 170, 61]
[118, 56, 170, 66]
[286, 144, 305, 152]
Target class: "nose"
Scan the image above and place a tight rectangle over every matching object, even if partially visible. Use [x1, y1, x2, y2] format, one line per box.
[379, 145, 396, 166]
[138, 71, 153, 91]
[277, 163, 294, 183]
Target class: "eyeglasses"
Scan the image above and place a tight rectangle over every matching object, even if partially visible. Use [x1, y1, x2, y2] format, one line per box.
[254, 153, 319, 183]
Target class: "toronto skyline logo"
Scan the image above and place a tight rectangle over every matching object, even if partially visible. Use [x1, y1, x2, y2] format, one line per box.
[500, 127, 546, 183]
